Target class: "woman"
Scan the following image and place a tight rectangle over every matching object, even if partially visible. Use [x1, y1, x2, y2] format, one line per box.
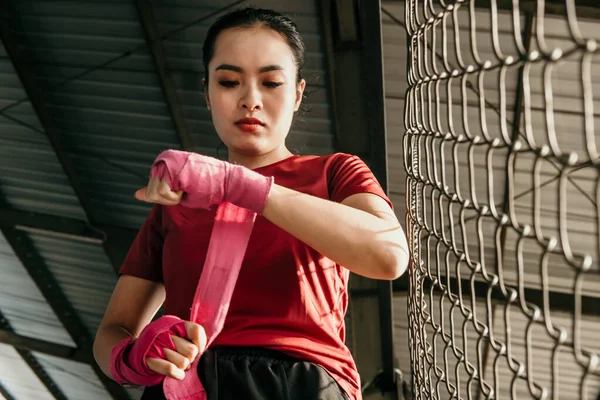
[93, 7, 409, 400]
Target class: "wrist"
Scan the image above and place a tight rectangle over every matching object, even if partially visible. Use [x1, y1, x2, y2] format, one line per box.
[110, 336, 135, 385]
[225, 164, 273, 214]
[109, 315, 185, 387]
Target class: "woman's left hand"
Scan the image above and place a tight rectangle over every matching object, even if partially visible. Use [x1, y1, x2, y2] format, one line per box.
[135, 177, 183, 206]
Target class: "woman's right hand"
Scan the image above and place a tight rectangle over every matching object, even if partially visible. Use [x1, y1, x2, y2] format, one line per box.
[146, 321, 207, 380]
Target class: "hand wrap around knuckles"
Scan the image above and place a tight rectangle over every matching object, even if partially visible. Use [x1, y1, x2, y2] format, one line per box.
[110, 316, 188, 387]
[150, 150, 273, 214]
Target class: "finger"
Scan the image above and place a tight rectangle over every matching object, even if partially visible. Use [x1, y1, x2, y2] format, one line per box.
[139, 178, 182, 205]
[135, 187, 179, 205]
[171, 335, 199, 361]
[163, 348, 191, 370]
[145, 177, 161, 202]
[135, 176, 160, 203]
[184, 321, 207, 354]
[158, 180, 183, 202]
[146, 357, 185, 380]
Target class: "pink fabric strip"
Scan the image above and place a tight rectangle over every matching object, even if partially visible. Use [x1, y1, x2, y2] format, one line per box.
[163, 202, 257, 400]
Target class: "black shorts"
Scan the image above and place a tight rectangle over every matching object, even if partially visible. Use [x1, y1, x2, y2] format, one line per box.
[140, 346, 350, 400]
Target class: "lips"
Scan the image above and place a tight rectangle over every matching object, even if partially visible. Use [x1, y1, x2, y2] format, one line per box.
[235, 117, 264, 126]
[235, 117, 264, 133]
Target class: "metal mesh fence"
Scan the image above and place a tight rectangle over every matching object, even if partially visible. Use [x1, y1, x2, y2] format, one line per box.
[403, 1, 600, 399]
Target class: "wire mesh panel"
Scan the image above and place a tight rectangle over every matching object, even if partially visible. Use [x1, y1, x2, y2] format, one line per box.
[403, 1, 600, 399]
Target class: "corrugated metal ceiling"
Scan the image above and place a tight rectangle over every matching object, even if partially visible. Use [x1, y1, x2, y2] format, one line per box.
[0, 232, 74, 347]
[0, 344, 54, 400]
[7, 0, 180, 230]
[0, 42, 85, 221]
[0, 1, 336, 398]
[25, 231, 118, 338]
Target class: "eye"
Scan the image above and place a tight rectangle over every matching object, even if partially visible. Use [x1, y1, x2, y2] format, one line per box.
[263, 81, 283, 88]
[219, 80, 239, 88]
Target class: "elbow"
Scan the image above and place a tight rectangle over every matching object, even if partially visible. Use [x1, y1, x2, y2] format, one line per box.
[92, 325, 107, 366]
[374, 223, 410, 280]
[377, 244, 410, 280]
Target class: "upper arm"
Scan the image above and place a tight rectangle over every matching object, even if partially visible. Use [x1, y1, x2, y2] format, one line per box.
[99, 275, 165, 337]
[341, 192, 398, 221]
[342, 192, 407, 247]
[328, 152, 404, 236]
[327, 153, 394, 209]
[342, 193, 409, 279]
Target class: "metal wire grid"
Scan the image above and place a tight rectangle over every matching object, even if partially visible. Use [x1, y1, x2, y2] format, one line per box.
[403, 1, 600, 399]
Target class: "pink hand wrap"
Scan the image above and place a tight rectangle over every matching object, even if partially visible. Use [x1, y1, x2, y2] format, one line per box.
[110, 315, 187, 387]
[111, 150, 263, 399]
[151, 150, 273, 214]
[162, 204, 256, 399]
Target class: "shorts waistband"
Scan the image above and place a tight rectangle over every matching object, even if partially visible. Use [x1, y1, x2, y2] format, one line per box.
[209, 346, 297, 362]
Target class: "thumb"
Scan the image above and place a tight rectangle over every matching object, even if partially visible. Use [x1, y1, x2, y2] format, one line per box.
[135, 187, 148, 202]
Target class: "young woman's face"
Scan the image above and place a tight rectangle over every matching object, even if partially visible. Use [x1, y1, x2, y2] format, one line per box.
[205, 26, 305, 157]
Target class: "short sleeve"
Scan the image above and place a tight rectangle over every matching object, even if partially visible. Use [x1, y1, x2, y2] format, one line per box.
[327, 153, 394, 209]
[119, 204, 164, 282]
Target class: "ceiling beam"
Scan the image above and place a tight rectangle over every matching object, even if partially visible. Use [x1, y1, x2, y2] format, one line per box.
[0, 226, 130, 399]
[135, 0, 194, 151]
[0, 206, 138, 242]
[0, 311, 69, 400]
[16, 351, 70, 400]
[0, 9, 132, 274]
[0, 381, 16, 400]
[0, 328, 92, 364]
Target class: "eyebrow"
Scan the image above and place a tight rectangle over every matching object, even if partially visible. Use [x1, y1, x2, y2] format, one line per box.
[215, 64, 285, 73]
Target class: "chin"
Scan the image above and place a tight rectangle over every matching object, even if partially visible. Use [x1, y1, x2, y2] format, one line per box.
[223, 138, 268, 156]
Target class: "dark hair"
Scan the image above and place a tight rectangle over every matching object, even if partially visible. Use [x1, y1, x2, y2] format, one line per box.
[202, 7, 306, 84]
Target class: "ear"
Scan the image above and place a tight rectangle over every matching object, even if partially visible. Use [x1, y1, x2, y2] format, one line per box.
[203, 78, 211, 110]
[294, 79, 306, 112]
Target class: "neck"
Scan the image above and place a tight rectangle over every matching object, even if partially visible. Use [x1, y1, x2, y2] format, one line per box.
[227, 145, 294, 170]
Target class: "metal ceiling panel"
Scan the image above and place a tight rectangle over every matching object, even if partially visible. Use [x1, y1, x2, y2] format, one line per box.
[24, 231, 117, 338]
[0, 41, 85, 221]
[7, 0, 181, 230]
[33, 352, 114, 400]
[0, 343, 54, 400]
[0, 231, 74, 347]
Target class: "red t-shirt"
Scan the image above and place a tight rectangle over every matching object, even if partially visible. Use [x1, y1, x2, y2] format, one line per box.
[119, 153, 393, 400]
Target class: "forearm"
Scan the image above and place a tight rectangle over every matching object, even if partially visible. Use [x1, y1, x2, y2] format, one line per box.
[93, 325, 134, 379]
[262, 184, 409, 279]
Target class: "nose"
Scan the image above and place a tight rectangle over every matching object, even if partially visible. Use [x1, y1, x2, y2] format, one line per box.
[239, 84, 262, 111]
